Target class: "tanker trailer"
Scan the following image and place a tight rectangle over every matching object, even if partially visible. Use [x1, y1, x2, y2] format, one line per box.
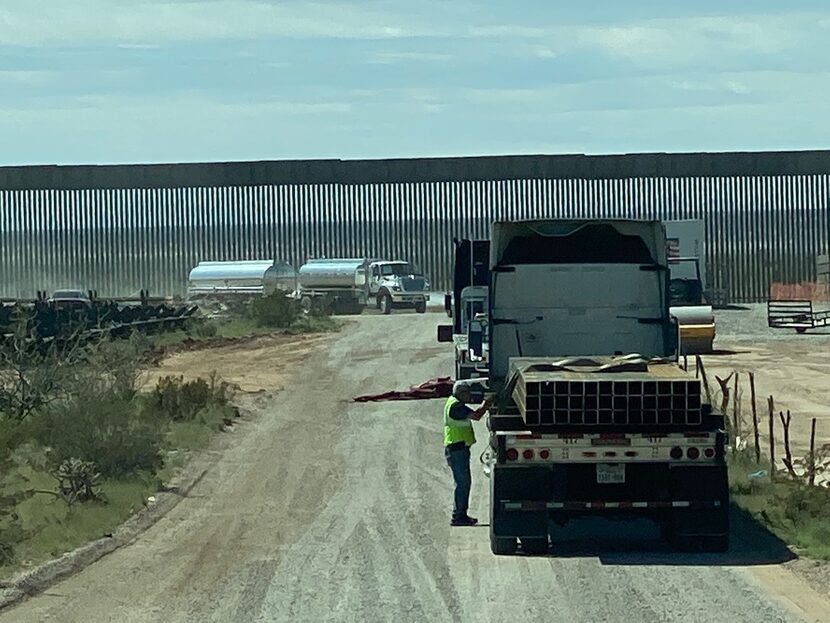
[296, 258, 369, 315]
[297, 258, 430, 315]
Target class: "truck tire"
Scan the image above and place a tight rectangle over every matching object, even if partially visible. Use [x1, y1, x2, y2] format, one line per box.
[520, 537, 548, 556]
[490, 533, 517, 556]
[378, 292, 393, 315]
[414, 300, 427, 314]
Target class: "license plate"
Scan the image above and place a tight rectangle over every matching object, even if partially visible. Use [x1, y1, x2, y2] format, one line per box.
[596, 463, 625, 484]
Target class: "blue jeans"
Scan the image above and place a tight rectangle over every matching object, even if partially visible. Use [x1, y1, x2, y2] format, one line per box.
[445, 445, 472, 519]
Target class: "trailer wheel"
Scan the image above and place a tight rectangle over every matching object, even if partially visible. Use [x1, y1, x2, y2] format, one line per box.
[490, 533, 517, 556]
[414, 300, 427, 314]
[300, 296, 312, 313]
[378, 292, 393, 315]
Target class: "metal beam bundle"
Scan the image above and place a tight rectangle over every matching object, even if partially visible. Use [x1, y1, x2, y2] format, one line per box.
[510, 358, 703, 428]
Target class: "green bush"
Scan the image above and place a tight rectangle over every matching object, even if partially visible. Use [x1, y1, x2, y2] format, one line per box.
[189, 318, 218, 338]
[34, 391, 164, 479]
[250, 292, 299, 328]
[81, 334, 149, 401]
[150, 374, 230, 422]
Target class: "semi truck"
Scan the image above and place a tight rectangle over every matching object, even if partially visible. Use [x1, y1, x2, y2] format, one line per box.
[444, 219, 716, 362]
[439, 219, 729, 555]
[441, 239, 490, 380]
[296, 258, 429, 315]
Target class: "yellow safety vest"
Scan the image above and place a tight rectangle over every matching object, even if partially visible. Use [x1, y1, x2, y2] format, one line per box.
[443, 396, 476, 447]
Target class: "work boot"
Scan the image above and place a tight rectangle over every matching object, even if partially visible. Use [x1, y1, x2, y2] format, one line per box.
[450, 515, 478, 526]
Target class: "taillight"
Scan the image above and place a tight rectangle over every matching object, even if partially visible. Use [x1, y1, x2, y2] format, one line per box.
[687, 447, 700, 460]
[670, 447, 683, 460]
[539, 449, 550, 460]
[506, 448, 519, 461]
[704, 448, 715, 459]
[522, 449, 534, 460]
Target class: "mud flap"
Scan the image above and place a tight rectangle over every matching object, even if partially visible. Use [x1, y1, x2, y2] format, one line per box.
[490, 465, 549, 538]
[668, 465, 729, 537]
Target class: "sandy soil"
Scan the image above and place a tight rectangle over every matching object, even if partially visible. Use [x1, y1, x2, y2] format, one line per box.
[705, 306, 830, 474]
[143, 333, 331, 393]
[1, 313, 826, 622]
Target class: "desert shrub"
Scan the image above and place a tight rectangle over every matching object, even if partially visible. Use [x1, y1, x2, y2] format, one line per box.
[250, 292, 299, 328]
[0, 323, 81, 421]
[34, 391, 164, 478]
[190, 319, 218, 338]
[0, 490, 30, 566]
[150, 374, 230, 422]
[79, 334, 148, 401]
[52, 458, 105, 506]
[775, 484, 830, 526]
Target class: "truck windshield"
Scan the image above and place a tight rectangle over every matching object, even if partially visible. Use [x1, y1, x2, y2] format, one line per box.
[670, 279, 704, 306]
[380, 264, 414, 276]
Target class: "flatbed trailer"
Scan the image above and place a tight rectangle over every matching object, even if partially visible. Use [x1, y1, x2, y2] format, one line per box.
[767, 299, 830, 333]
[461, 219, 729, 556]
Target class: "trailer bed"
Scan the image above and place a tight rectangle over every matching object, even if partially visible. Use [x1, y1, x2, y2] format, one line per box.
[767, 299, 830, 333]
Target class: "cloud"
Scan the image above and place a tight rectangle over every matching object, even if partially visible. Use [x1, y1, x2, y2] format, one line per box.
[365, 51, 453, 65]
[0, 70, 54, 85]
[0, 1, 435, 46]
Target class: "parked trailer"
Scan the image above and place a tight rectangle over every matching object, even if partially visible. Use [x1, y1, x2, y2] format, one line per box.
[297, 258, 430, 315]
[439, 219, 729, 556]
[187, 260, 297, 299]
[768, 299, 830, 333]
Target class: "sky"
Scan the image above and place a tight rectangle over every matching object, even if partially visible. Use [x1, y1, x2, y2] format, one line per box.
[1, 0, 829, 165]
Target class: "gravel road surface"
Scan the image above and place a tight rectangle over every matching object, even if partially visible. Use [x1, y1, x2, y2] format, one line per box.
[1, 313, 821, 623]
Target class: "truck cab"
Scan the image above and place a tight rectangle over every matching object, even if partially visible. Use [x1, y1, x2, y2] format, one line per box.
[367, 260, 430, 314]
[479, 219, 728, 556]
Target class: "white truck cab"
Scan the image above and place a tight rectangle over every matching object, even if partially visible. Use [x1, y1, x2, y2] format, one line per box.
[367, 260, 430, 314]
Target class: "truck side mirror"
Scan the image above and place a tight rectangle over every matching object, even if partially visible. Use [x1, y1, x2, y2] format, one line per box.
[444, 293, 452, 316]
[437, 325, 454, 343]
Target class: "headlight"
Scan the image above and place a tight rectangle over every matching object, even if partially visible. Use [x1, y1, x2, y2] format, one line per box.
[392, 286, 401, 292]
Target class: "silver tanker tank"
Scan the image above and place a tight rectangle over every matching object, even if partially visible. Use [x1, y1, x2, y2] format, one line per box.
[297, 259, 369, 289]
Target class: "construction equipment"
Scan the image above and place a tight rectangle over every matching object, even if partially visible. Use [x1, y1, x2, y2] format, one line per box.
[441, 219, 729, 556]
[296, 258, 429, 315]
[1, 291, 198, 342]
[665, 220, 715, 354]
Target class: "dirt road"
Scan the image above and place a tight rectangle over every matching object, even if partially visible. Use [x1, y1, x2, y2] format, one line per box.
[1, 314, 823, 622]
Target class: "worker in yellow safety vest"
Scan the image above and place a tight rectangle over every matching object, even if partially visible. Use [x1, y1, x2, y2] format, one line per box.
[444, 381, 492, 526]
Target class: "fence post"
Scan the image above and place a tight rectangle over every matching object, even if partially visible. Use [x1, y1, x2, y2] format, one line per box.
[732, 372, 740, 438]
[809, 417, 817, 486]
[779, 410, 797, 478]
[749, 372, 760, 464]
[767, 395, 776, 478]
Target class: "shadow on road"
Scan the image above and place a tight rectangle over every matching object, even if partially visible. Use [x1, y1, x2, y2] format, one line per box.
[704, 348, 750, 356]
[543, 504, 795, 567]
